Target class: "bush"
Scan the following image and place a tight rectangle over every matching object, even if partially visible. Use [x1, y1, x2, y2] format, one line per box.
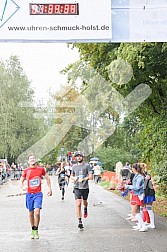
[94, 146, 136, 169]
[154, 160, 167, 197]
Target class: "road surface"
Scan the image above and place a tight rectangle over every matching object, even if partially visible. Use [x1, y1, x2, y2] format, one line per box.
[0, 176, 166, 252]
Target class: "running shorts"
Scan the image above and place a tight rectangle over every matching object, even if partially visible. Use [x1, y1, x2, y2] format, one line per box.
[73, 188, 89, 200]
[26, 192, 43, 211]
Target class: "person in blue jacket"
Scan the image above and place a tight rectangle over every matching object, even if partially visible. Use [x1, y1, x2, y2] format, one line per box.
[125, 163, 147, 232]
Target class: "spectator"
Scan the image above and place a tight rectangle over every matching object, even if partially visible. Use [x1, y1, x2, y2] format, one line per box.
[92, 163, 101, 183]
[125, 163, 147, 232]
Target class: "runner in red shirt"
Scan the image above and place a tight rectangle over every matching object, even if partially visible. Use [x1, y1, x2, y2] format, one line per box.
[19, 154, 52, 239]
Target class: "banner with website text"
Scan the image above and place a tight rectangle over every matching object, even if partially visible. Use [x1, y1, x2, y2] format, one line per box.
[0, 0, 112, 41]
[1, 0, 167, 42]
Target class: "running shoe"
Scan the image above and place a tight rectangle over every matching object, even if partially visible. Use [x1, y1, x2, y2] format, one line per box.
[126, 216, 134, 220]
[131, 217, 138, 222]
[84, 208, 88, 218]
[78, 223, 84, 229]
[133, 225, 141, 230]
[147, 224, 155, 229]
[62, 196, 64, 200]
[34, 230, 39, 239]
[31, 230, 35, 239]
[139, 226, 147, 232]
[84, 213, 88, 218]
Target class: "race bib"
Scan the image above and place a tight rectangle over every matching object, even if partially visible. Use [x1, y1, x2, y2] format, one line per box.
[30, 178, 40, 187]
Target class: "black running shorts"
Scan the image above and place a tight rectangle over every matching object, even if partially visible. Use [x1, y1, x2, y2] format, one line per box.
[73, 188, 89, 200]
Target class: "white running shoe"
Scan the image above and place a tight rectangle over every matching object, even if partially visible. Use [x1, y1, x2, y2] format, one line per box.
[126, 216, 134, 220]
[133, 225, 141, 230]
[139, 226, 147, 232]
[131, 217, 138, 222]
[147, 224, 155, 229]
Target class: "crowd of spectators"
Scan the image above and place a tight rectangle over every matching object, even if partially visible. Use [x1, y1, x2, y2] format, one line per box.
[0, 159, 23, 184]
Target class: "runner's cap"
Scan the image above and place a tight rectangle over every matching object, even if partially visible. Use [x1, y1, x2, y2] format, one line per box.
[74, 151, 84, 157]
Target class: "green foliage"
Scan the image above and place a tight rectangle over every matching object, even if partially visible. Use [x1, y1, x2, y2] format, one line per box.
[0, 56, 47, 163]
[42, 147, 59, 165]
[99, 180, 112, 189]
[114, 43, 167, 195]
[124, 111, 167, 194]
[93, 146, 136, 171]
[62, 42, 167, 197]
[154, 160, 167, 197]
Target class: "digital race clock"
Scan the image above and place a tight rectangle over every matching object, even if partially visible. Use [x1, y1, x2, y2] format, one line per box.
[30, 3, 79, 15]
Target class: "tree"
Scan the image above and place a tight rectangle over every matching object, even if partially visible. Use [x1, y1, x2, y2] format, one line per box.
[64, 42, 167, 194]
[0, 56, 46, 163]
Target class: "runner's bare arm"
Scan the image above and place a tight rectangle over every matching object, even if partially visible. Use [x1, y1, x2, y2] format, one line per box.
[88, 173, 93, 180]
[55, 168, 61, 176]
[44, 173, 52, 196]
[81, 173, 93, 182]
[19, 176, 27, 191]
[70, 172, 78, 182]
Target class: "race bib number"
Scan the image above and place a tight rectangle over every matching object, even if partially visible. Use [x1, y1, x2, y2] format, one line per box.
[30, 178, 40, 187]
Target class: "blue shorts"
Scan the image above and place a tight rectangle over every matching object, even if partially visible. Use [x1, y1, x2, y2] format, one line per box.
[144, 195, 156, 204]
[26, 192, 43, 212]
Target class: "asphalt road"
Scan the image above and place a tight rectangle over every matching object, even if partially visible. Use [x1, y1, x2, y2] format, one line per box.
[0, 176, 167, 252]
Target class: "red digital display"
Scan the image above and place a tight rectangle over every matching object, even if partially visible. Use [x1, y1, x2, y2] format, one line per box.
[30, 3, 79, 15]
